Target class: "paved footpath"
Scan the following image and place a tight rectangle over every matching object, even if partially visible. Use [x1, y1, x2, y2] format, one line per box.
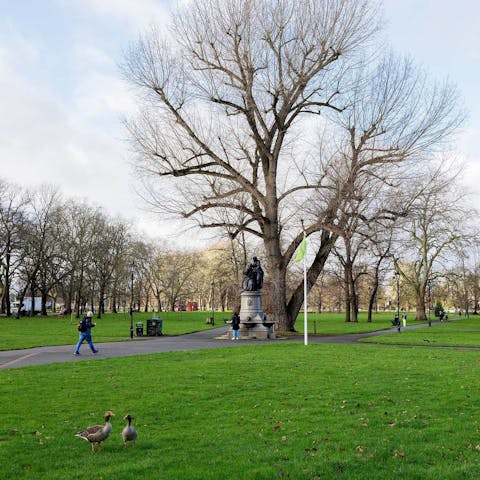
[0, 320, 456, 370]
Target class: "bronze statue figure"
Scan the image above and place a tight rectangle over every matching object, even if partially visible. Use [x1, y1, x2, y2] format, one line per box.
[242, 257, 264, 291]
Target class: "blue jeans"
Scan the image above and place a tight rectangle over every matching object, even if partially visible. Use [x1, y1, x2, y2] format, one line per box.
[75, 332, 97, 353]
[232, 329, 239, 339]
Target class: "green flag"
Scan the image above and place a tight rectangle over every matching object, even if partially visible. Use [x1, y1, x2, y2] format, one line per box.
[295, 236, 307, 262]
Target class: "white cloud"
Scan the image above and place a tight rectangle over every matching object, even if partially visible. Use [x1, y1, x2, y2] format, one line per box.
[55, 0, 170, 33]
[71, 43, 114, 70]
[71, 71, 136, 121]
[0, 27, 139, 220]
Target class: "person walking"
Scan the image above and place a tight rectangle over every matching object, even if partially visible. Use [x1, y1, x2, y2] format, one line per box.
[231, 311, 240, 340]
[74, 311, 99, 355]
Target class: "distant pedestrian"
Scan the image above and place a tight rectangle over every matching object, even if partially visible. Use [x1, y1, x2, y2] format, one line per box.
[231, 312, 240, 340]
[74, 311, 99, 355]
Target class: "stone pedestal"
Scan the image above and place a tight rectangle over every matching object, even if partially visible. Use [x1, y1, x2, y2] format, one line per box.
[238, 290, 275, 339]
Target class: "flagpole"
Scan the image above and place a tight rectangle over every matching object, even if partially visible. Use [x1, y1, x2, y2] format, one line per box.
[296, 220, 308, 346]
[303, 250, 308, 346]
[300, 219, 308, 346]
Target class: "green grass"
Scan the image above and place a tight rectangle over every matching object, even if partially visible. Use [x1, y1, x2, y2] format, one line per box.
[360, 316, 480, 347]
[1, 343, 480, 479]
[0, 311, 400, 351]
[296, 311, 402, 334]
[0, 311, 225, 351]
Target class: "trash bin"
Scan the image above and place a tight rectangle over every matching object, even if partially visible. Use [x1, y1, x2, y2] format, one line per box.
[135, 322, 144, 337]
[146, 318, 163, 336]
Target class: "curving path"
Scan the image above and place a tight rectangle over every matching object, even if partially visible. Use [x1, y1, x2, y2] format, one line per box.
[0, 319, 457, 370]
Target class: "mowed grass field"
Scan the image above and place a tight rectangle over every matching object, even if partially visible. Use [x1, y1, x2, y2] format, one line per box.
[0, 311, 401, 351]
[0, 311, 224, 351]
[362, 316, 480, 347]
[1, 343, 480, 479]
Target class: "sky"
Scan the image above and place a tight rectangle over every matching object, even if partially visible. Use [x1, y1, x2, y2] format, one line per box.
[0, 0, 478, 244]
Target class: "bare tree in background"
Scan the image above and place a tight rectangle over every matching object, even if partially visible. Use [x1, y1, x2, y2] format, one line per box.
[91, 216, 130, 318]
[60, 201, 99, 317]
[123, 0, 463, 330]
[0, 181, 28, 316]
[394, 164, 472, 320]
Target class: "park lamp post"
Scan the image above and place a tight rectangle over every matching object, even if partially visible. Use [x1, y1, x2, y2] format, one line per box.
[427, 279, 432, 327]
[395, 270, 401, 332]
[129, 260, 135, 339]
[210, 280, 215, 326]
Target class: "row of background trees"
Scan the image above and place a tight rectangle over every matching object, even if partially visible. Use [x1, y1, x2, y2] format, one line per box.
[0, 180, 246, 318]
[0, 175, 478, 322]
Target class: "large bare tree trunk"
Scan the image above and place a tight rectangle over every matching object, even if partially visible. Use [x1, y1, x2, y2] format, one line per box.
[415, 282, 427, 321]
[269, 265, 289, 331]
[416, 294, 427, 321]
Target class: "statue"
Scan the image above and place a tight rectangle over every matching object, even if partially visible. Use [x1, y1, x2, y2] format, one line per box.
[242, 257, 264, 291]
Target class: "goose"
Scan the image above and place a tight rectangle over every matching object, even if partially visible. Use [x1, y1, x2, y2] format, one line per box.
[75, 411, 115, 452]
[121, 414, 138, 447]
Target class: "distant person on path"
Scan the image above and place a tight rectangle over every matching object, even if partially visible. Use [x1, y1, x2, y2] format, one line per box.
[74, 311, 99, 355]
[231, 311, 240, 340]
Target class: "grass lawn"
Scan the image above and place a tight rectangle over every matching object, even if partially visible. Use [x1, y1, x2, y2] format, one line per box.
[296, 311, 403, 334]
[360, 316, 480, 347]
[0, 311, 402, 351]
[0, 311, 226, 351]
[1, 343, 480, 479]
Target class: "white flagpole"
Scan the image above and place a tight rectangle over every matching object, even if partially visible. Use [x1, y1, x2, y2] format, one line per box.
[303, 251, 308, 346]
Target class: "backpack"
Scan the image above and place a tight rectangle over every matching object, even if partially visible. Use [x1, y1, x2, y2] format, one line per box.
[77, 318, 88, 332]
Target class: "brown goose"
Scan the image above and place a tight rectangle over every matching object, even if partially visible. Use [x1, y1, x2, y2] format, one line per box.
[121, 414, 138, 447]
[75, 411, 115, 452]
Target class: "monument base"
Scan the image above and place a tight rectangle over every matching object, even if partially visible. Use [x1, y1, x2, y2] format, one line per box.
[236, 290, 276, 339]
[238, 321, 275, 340]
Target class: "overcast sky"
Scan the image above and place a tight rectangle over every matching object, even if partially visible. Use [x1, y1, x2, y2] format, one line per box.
[0, 0, 478, 244]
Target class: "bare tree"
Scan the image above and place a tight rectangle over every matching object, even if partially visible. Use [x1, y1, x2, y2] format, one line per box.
[91, 216, 130, 318]
[364, 231, 393, 322]
[59, 201, 99, 317]
[31, 188, 66, 315]
[123, 1, 463, 331]
[0, 181, 28, 316]
[394, 165, 472, 320]
[122, 0, 381, 330]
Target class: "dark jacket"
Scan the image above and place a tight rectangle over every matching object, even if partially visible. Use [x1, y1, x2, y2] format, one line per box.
[231, 313, 240, 330]
[79, 316, 95, 333]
